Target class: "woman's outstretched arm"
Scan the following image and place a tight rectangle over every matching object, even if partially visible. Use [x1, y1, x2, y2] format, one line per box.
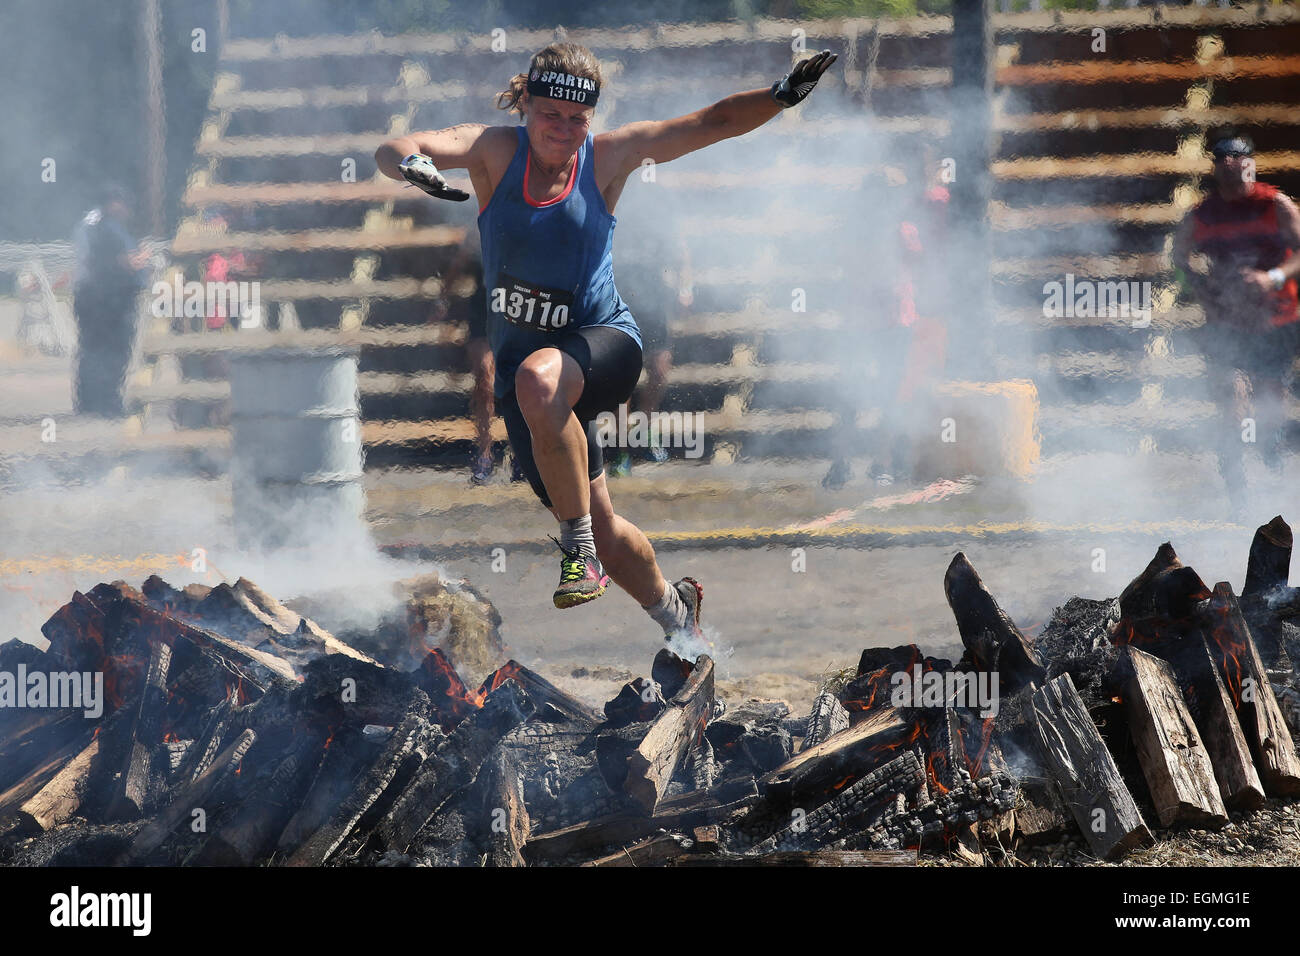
[374, 124, 489, 180]
[600, 50, 837, 179]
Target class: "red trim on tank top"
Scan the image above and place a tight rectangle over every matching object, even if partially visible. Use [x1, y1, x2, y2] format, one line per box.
[523, 144, 579, 207]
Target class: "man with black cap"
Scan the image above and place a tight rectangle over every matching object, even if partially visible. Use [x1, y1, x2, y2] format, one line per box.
[1172, 132, 1300, 517]
[71, 184, 151, 417]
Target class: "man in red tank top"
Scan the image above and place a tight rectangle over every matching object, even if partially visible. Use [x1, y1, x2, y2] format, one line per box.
[1172, 133, 1300, 517]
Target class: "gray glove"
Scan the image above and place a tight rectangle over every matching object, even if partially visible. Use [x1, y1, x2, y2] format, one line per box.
[399, 153, 470, 202]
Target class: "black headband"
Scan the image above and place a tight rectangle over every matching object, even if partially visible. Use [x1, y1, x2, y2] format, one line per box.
[527, 68, 599, 106]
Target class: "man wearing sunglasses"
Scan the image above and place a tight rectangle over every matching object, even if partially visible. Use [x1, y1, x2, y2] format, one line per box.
[1172, 132, 1300, 518]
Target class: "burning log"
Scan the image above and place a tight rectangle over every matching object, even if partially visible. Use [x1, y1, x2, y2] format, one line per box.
[688, 736, 716, 791]
[1114, 543, 1211, 645]
[909, 766, 1020, 853]
[595, 722, 649, 791]
[190, 730, 327, 865]
[524, 776, 759, 864]
[14, 740, 99, 833]
[412, 649, 477, 729]
[282, 714, 440, 865]
[141, 574, 211, 616]
[762, 706, 911, 806]
[476, 660, 603, 725]
[1244, 516, 1292, 598]
[116, 728, 256, 865]
[1027, 674, 1152, 859]
[478, 748, 529, 868]
[110, 641, 172, 820]
[944, 553, 1046, 692]
[48, 584, 296, 701]
[0, 713, 90, 812]
[756, 749, 927, 852]
[805, 693, 850, 747]
[625, 655, 715, 813]
[928, 707, 972, 792]
[373, 680, 535, 854]
[176, 694, 235, 783]
[706, 699, 793, 770]
[1165, 634, 1265, 811]
[950, 824, 984, 865]
[8, 715, 111, 834]
[603, 678, 664, 727]
[1114, 646, 1227, 828]
[651, 649, 694, 700]
[275, 726, 381, 857]
[0, 715, 115, 836]
[843, 645, 951, 721]
[1203, 583, 1300, 796]
[39, 592, 110, 675]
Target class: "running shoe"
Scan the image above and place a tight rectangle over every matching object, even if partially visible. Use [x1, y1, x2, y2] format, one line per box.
[469, 450, 495, 485]
[664, 576, 704, 642]
[509, 454, 527, 483]
[550, 537, 610, 608]
[643, 423, 670, 463]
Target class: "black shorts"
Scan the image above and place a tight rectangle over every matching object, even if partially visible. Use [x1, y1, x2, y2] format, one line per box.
[1193, 320, 1300, 384]
[499, 326, 644, 508]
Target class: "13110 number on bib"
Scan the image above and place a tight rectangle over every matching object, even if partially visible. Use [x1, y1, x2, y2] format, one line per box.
[493, 271, 573, 332]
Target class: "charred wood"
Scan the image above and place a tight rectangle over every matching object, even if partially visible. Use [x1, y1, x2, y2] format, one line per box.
[944, 553, 1045, 693]
[1027, 674, 1153, 859]
[1203, 583, 1300, 796]
[1114, 646, 1227, 828]
[625, 656, 715, 813]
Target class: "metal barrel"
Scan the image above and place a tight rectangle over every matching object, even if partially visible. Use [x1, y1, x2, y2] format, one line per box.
[228, 348, 365, 550]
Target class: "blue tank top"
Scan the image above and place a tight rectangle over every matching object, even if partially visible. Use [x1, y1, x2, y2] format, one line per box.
[477, 125, 642, 399]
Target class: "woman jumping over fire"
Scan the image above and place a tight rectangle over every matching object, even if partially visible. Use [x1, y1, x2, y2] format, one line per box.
[376, 42, 837, 643]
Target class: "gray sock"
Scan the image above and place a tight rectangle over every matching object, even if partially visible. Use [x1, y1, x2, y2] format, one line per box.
[644, 579, 689, 633]
[558, 514, 597, 560]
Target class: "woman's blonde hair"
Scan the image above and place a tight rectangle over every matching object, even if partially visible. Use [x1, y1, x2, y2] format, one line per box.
[496, 42, 603, 116]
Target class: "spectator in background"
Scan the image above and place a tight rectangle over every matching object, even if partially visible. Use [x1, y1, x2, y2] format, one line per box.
[15, 263, 70, 357]
[202, 217, 248, 332]
[609, 233, 691, 474]
[885, 151, 952, 481]
[1172, 131, 1300, 518]
[71, 184, 150, 417]
[823, 150, 951, 488]
[436, 222, 498, 484]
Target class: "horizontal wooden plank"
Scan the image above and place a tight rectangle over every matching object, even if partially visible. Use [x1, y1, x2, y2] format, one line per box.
[140, 324, 463, 357]
[170, 224, 465, 254]
[993, 151, 1300, 181]
[998, 103, 1300, 134]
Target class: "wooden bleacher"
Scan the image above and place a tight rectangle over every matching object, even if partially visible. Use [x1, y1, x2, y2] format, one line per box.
[124, 6, 1300, 479]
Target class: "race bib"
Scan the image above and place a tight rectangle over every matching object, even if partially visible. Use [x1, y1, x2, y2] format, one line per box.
[492, 271, 573, 332]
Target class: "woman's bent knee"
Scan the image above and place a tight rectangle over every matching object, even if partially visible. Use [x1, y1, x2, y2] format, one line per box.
[514, 363, 561, 422]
